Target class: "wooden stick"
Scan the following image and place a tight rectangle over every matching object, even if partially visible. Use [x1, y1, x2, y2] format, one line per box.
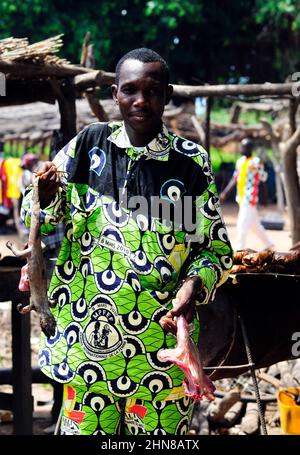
[80, 32, 91, 67]
[0, 61, 93, 78]
[204, 96, 212, 154]
[256, 371, 281, 389]
[84, 90, 109, 122]
[75, 70, 115, 91]
[191, 115, 205, 143]
[172, 82, 295, 98]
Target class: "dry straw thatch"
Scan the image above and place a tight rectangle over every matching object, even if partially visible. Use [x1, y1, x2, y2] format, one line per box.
[0, 34, 69, 65]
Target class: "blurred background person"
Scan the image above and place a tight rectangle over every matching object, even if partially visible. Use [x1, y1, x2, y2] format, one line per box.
[220, 137, 274, 251]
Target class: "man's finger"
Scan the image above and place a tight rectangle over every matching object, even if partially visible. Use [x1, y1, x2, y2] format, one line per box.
[36, 162, 55, 176]
[42, 165, 57, 177]
[168, 302, 189, 318]
[159, 315, 177, 334]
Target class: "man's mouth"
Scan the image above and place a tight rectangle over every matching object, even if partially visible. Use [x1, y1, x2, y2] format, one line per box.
[129, 111, 151, 120]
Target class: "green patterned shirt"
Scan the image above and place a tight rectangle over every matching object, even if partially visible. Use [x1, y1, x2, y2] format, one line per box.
[21, 121, 233, 402]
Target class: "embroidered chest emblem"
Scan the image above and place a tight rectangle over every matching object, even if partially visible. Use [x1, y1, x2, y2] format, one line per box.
[80, 296, 125, 360]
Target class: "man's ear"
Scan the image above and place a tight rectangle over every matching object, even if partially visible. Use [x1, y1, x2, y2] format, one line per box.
[111, 84, 118, 103]
[165, 84, 173, 105]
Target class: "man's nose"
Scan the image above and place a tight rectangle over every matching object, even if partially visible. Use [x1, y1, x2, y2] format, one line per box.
[133, 92, 148, 107]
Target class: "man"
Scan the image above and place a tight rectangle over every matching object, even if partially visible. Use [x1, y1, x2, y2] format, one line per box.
[220, 137, 274, 251]
[21, 48, 233, 435]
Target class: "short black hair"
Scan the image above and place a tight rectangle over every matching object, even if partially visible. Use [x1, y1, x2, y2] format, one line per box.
[241, 137, 254, 153]
[115, 48, 169, 85]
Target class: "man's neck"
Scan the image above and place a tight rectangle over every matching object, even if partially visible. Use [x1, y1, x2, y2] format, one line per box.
[124, 122, 162, 147]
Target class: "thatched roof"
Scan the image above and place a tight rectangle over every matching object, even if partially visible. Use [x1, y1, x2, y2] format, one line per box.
[0, 34, 94, 88]
[0, 35, 69, 66]
[0, 35, 99, 107]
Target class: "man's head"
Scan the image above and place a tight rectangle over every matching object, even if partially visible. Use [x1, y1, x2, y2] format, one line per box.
[115, 48, 170, 86]
[21, 153, 39, 170]
[240, 137, 254, 157]
[111, 48, 173, 146]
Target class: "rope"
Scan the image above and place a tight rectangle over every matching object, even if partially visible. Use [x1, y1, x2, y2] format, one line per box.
[238, 311, 268, 435]
[205, 306, 238, 378]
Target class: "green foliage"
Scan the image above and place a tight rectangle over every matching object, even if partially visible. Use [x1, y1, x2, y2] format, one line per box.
[145, 0, 203, 29]
[0, 0, 263, 83]
[255, 0, 300, 30]
[211, 107, 273, 126]
[254, 0, 300, 78]
[0, 1, 299, 84]
[210, 108, 231, 125]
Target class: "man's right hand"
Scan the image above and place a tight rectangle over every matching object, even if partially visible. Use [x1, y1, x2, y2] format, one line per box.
[35, 161, 60, 207]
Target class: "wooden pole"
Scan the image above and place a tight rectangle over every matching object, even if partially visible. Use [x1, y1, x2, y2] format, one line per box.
[229, 103, 242, 123]
[79, 33, 109, 123]
[80, 31, 91, 67]
[288, 97, 299, 134]
[75, 78, 295, 98]
[191, 115, 205, 144]
[11, 300, 33, 434]
[205, 96, 212, 154]
[281, 125, 300, 244]
[1, 64, 296, 99]
[50, 77, 77, 144]
[0, 61, 94, 78]
[85, 89, 109, 122]
[172, 82, 294, 98]
[75, 70, 115, 91]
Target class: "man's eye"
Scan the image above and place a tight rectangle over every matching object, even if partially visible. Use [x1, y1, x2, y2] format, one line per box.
[122, 87, 134, 94]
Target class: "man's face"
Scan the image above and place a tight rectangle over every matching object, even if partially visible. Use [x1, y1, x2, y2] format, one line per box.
[112, 59, 173, 143]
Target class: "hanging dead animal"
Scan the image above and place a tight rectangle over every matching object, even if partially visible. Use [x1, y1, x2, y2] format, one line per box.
[6, 175, 56, 338]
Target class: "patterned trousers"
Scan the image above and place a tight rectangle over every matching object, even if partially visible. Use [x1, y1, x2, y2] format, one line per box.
[59, 385, 194, 435]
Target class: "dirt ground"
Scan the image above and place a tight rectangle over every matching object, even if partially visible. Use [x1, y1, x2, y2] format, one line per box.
[0, 203, 293, 435]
